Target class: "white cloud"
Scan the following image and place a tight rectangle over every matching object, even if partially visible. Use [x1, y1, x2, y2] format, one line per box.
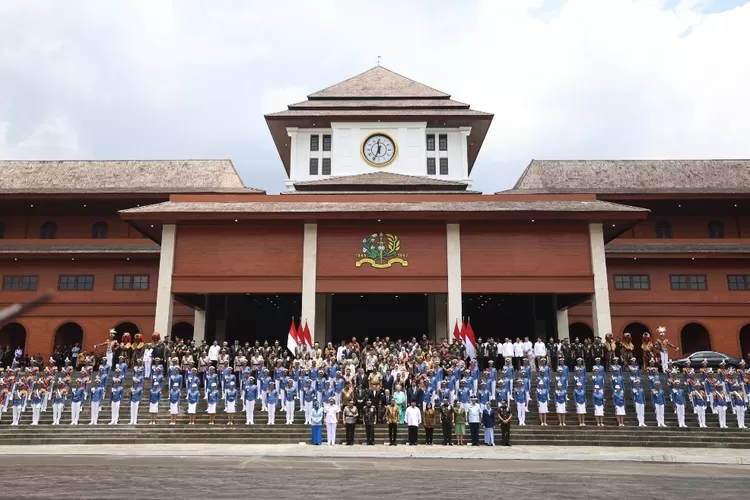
[0, 0, 749, 192]
[0, 117, 80, 158]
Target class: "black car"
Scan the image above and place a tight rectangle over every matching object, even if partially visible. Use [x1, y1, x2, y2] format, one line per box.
[671, 350, 743, 369]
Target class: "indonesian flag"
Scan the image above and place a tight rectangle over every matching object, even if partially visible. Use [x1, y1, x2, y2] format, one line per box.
[301, 321, 313, 351]
[453, 321, 463, 343]
[287, 319, 300, 354]
[464, 319, 477, 360]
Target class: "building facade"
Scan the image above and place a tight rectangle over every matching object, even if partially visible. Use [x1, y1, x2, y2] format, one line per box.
[1, 68, 749, 362]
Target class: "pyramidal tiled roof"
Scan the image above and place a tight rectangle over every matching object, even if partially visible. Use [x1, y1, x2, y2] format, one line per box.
[307, 66, 450, 99]
[293, 171, 469, 192]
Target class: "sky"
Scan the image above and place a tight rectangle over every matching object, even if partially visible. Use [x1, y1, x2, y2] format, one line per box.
[1, 0, 749, 193]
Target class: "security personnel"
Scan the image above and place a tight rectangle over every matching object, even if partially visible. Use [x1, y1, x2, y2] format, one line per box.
[89, 378, 105, 425]
[438, 397, 453, 445]
[109, 378, 123, 425]
[497, 399, 512, 446]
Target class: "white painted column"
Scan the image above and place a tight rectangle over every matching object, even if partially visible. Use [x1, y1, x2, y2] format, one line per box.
[446, 223, 462, 341]
[556, 309, 570, 341]
[301, 223, 318, 342]
[154, 223, 177, 338]
[589, 222, 612, 339]
[193, 308, 206, 344]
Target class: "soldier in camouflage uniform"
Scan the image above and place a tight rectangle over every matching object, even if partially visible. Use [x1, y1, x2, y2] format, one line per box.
[497, 399, 512, 446]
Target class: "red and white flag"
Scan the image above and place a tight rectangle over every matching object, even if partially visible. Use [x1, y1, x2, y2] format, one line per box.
[464, 319, 477, 360]
[286, 319, 300, 354]
[453, 321, 463, 344]
[301, 321, 313, 351]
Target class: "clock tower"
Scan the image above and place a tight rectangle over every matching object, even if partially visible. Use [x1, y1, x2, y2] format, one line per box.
[265, 66, 493, 191]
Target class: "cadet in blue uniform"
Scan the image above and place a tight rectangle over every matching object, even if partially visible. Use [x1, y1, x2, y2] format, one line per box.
[70, 379, 85, 425]
[129, 379, 143, 425]
[109, 378, 123, 425]
[207, 382, 219, 425]
[30, 382, 45, 426]
[730, 389, 746, 428]
[513, 381, 527, 426]
[89, 378, 105, 425]
[714, 385, 728, 428]
[186, 383, 199, 425]
[632, 379, 646, 427]
[671, 380, 687, 428]
[554, 382, 567, 426]
[266, 382, 278, 425]
[244, 377, 258, 425]
[302, 380, 315, 424]
[652, 380, 666, 427]
[51, 381, 66, 426]
[691, 387, 707, 428]
[613, 384, 626, 426]
[169, 382, 181, 425]
[11, 382, 26, 426]
[148, 381, 161, 425]
[536, 380, 549, 426]
[592, 385, 605, 426]
[284, 379, 296, 424]
[574, 381, 586, 426]
[310, 399, 323, 445]
[225, 381, 238, 425]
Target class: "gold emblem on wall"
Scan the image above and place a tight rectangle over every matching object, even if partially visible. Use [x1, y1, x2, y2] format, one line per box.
[356, 232, 409, 268]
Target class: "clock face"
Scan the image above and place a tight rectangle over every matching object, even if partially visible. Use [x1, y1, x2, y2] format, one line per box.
[362, 133, 397, 167]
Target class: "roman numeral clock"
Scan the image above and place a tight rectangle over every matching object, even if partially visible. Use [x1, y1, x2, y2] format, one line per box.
[361, 132, 398, 167]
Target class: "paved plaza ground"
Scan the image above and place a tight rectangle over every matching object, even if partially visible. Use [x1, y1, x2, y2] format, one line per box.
[0, 453, 746, 499]
[0, 445, 748, 499]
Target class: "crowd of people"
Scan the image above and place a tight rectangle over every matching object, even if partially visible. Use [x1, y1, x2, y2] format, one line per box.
[0, 329, 748, 447]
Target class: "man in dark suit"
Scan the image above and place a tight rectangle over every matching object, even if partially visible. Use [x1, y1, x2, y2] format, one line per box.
[355, 367, 368, 390]
[369, 383, 383, 420]
[382, 370, 394, 393]
[406, 380, 424, 408]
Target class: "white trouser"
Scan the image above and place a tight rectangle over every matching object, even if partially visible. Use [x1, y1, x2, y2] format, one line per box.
[490, 381, 497, 399]
[267, 402, 276, 424]
[676, 404, 686, 427]
[335, 393, 341, 407]
[90, 401, 100, 424]
[32, 403, 41, 424]
[110, 401, 121, 424]
[106, 351, 113, 368]
[717, 406, 727, 428]
[660, 351, 668, 373]
[326, 422, 337, 445]
[52, 403, 63, 424]
[516, 402, 526, 425]
[12, 406, 22, 425]
[42, 392, 50, 412]
[736, 406, 746, 428]
[285, 401, 295, 423]
[304, 401, 313, 423]
[696, 406, 706, 427]
[655, 404, 665, 426]
[261, 391, 267, 410]
[130, 402, 139, 424]
[70, 401, 81, 424]
[144, 359, 152, 378]
[635, 402, 645, 426]
[245, 404, 255, 424]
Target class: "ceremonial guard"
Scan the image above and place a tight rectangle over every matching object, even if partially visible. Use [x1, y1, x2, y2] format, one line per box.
[50, 381, 65, 425]
[225, 381, 237, 425]
[0, 380, 7, 422]
[671, 380, 687, 428]
[109, 378, 123, 425]
[652, 380, 666, 427]
[714, 385, 728, 428]
[187, 383, 200, 425]
[730, 389, 746, 428]
[9, 382, 25, 426]
[30, 381, 46, 425]
[89, 378, 105, 425]
[128, 378, 143, 425]
[70, 379, 84, 425]
[691, 387, 707, 428]
[633, 379, 646, 427]
[514, 381, 527, 426]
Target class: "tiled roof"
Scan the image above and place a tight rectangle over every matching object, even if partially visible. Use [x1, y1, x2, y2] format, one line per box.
[266, 108, 492, 118]
[293, 172, 469, 191]
[282, 190, 480, 195]
[510, 160, 750, 194]
[122, 199, 647, 215]
[0, 160, 260, 194]
[606, 242, 750, 254]
[288, 99, 470, 109]
[308, 66, 450, 99]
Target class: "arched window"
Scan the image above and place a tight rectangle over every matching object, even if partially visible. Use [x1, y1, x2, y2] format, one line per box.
[91, 221, 109, 239]
[708, 220, 725, 239]
[0, 220, 5, 239]
[655, 221, 672, 239]
[39, 221, 57, 239]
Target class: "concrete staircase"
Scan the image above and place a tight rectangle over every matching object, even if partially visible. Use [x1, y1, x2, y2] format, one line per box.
[1, 377, 748, 448]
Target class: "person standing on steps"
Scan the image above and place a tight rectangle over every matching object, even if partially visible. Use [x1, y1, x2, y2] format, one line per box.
[324, 397, 340, 446]
[310, 399, 323, 445]
[632, 379, 646, 427]
[691, 387, 707, 428]
[385, 398, 400, 446]
[554, 382, 566, 426]
[438, 397, 453, 445]
[187, 383, 200, 425]
[89, 378, 104, 425]
[168, 382, 180, 425]
[343, 399, 359, 445]
[225, 380, 237, 425]
[284, 379, 296, 425]
[29, 381, 45, 425]
[467, 396, 482, 446]
[423, 402, 435, 445]
[128, 378, 143, 425]
[452, 399, 467, 446]
[363, 399, 377, 445]
[574, 381, 586, 427]
[69, 379, 84, 425]
[497, 399, 512, 447]
[266, 381, 278, 425]
[109, 378, 123, 425]
[671, 380, 687, 428]
[536, 380, 549, 426]
[148, 381, 161, 425]
[243, 377, 257, 425]
[651, 380, 666, 427]
[592, 385, 605, 426]
[405, 400, 422, 446]
[482, 400, 495, 446]
[207, 382, 219, 425]
[613, 384, 626, 427]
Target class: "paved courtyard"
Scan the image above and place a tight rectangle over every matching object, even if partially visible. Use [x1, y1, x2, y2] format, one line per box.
[0, 454, 747, 499]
